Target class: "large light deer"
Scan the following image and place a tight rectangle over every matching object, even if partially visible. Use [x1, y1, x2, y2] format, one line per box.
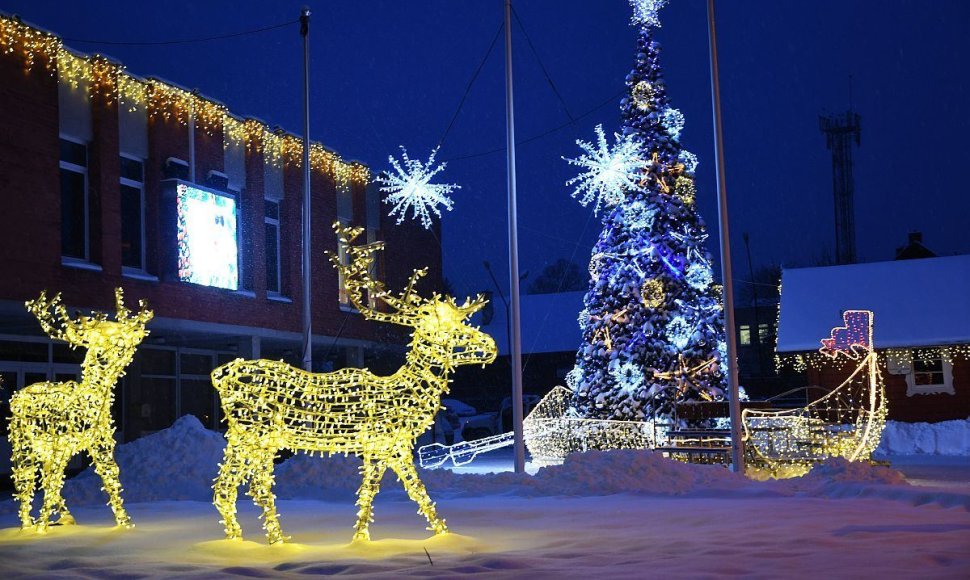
[9, 288, 153, 531]
[211, 222, 496, 544]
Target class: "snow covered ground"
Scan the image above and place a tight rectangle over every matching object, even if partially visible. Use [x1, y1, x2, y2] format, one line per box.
[0, 416, 967, 578]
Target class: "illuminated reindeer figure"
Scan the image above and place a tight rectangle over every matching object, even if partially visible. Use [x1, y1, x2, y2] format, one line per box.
[9, 288, 153, 531]
[211, 222, 496, 544]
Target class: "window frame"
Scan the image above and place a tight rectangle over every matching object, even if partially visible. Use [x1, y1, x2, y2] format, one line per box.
[264, 197, 282, 297]
[120, 153, 147, 275]
[905, 354, 954, 396]
[59, 135, 90, 263]
[739, 324, 751, 346]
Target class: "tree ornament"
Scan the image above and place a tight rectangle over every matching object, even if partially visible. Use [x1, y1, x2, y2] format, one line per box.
[377, 146, 459, 230]
[640, 277, 665, 308]
[611, 361, 646, 394]
[564, 125, 648, 215]
[675, 175, 696, 206]
[211, 223, 497, 544]
[685, 262, 713, 290]
[625, 200, 656, 231]
[589, 252, 607, 281]
[660, 107, 685, 139]
[629, 0, 669, 29]
[665, 315, 694, 351]
[578, 308, 591, 330]
[632, 80, 656, 111]
[678, 150, 699, 173]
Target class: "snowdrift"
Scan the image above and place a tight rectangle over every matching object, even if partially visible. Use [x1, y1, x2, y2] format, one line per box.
[876, 417, 970, 456]
[33, 415, 939, 512]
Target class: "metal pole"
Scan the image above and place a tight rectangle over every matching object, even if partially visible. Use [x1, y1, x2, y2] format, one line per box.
[300, 7, 313, 372]
[707, 0, 744, 473]
[504, 0, 525, 473]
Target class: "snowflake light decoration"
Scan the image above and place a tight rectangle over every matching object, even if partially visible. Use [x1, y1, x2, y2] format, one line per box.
[630, 0, 669, 28]
[377, 147, 459, 230]
[625, 200, 656, 231]
[611, 360, 645, 393]
[685, 262, 713, 290]
[678, 150, 699, 173]
[661, 107, 685, 139]
[666, 315, 694, 350]
[564, 125, 648, 215]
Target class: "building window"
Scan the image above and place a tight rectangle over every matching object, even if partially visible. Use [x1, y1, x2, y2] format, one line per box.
[264, 199, 281, 295]
[739, 324, 751, 346]
[120, 155, 146, 271]
[60, 137, 88, 260]
[906, 355, 954, 396]
[758, 323, 770, 343]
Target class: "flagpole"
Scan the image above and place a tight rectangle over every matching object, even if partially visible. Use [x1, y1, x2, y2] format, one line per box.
[300, 7, 313, 372]
[707, 0, 744, 473]
[504, 0, 526, 473]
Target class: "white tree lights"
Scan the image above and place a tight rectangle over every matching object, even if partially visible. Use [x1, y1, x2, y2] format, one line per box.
[377, 146, 459, 230]
[564, 125, 649, 215]
[630, 0, 669, 29]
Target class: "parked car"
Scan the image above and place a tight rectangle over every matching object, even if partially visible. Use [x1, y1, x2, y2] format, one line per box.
[416, 398, 478, 447]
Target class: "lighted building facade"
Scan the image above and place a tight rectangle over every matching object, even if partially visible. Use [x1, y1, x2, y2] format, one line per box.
[0, 15, 442, 442]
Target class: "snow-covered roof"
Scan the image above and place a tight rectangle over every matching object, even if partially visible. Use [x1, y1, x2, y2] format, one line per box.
[481, 291, 585, 356]
[777, 254, 970, 352]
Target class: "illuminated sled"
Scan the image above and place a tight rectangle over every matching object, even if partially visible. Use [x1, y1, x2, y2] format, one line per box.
[741, 310, 887, 477]
[419, 386, 659, 469]
[9, 289, 153, 531]
[210, 223, 497, 544]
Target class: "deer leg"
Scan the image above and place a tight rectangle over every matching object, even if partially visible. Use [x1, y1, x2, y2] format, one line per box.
[390, 450, 447, 536]
[10, 435, 37, 530]
[248, 447, 286, 545]
[36, 451, 71, 533]
[352, 456, 388, 542]
[213, 442, 248, 540]
[89, 437, 131, 528]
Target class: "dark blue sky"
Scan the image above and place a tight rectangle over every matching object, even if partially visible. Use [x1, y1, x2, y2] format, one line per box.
[8, 0, 970, 298]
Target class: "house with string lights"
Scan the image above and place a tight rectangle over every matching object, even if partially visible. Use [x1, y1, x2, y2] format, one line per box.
[0, 13, 442, 443]
[776, 253, 970, 422]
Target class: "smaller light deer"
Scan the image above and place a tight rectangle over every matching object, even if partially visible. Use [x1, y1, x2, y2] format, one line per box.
[211, 222, 497, 544]
[9, 288, 153, 531]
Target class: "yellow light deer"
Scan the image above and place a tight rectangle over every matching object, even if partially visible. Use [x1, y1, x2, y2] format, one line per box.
[9, 288, 153, 532]
[211, 222, 497, 544]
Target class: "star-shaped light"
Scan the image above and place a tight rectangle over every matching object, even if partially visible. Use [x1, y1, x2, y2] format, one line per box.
[630, 0, 669, 28]
[377, 147, 459, 230]
[564, 125, 648, 215]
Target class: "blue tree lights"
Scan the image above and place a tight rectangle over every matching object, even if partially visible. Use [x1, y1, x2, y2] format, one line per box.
[565, 0, 726, 421]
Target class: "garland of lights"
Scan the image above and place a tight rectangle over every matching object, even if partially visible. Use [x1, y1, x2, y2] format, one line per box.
[210, 222, 497, 544]
[0, 14, 368, 185]
[9, 289, 153, 532]
[743, 311, 888, 478]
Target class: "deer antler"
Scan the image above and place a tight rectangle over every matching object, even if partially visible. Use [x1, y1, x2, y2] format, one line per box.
[113, 287, 154, 326]
[326, 221, 426, 324]
[25, 291, 80, 343]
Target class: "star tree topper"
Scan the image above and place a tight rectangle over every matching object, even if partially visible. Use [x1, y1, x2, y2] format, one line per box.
[630, 0, 669, 28]
[377, 146, 459, 230]
[564, 125, 648, 215]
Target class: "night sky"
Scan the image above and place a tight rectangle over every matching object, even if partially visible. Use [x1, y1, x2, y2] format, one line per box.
[6, 0, 969, 299]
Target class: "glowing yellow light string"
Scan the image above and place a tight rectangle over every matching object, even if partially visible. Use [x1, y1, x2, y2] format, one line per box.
[9, 288, 153, 532]
[210, 222, 496, 544]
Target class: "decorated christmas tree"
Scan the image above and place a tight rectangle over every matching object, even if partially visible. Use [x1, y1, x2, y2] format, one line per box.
[565, 0, 726, 421]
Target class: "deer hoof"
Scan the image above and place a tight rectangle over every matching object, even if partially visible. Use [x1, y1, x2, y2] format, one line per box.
[268, 533, 290, 546]
[352, 531, 370, 543]
[56, 514, 76, 526]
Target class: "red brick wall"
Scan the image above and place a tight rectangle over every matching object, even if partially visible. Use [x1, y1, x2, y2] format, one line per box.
[806, 355, 970, 423]
[0, 53, 440, 346]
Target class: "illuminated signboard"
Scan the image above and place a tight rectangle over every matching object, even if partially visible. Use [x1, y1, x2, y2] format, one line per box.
[176, 183, 238, 290]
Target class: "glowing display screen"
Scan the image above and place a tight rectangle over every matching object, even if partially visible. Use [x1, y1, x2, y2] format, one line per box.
[176, 183, 238, 290]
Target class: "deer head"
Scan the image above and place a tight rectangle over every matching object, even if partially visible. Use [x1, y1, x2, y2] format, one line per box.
[26, 288, 154, 353]
[327, 222, 496, 369]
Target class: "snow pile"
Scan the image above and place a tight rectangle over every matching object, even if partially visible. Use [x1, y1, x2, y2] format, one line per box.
[33, 417, 919, 510]
[65, 415, 226, 505]
[876, 417, 970, 456]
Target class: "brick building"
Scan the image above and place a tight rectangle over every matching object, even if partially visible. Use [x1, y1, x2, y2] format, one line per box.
[776, 255, 970, 422]
[0, 16, 442, 441]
